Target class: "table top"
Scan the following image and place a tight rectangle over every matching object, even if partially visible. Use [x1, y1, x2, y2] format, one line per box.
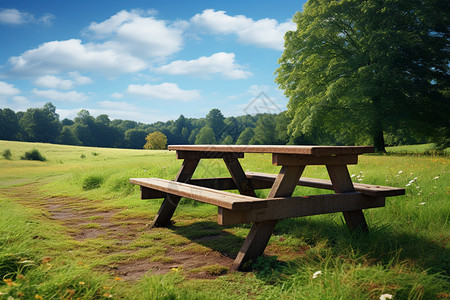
[168, 145, 374, 156]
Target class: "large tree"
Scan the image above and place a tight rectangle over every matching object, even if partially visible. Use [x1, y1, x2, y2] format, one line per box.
[19, 103, 61, 143]
[276, 0, 449, 152]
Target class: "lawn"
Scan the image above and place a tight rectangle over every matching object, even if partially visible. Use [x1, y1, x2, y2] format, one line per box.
[0, 140, 449, 299]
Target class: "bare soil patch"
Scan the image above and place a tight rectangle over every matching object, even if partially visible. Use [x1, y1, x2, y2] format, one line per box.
[2, 184, 234, 280]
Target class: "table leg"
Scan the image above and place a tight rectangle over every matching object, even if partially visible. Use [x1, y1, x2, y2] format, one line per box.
[223, 154, 257, 197]
[326, 165, 369, 231]
[151, 158, 199, 227]
[232, 165, 305, 271]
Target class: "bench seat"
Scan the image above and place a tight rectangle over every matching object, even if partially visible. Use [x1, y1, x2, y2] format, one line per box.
[129, 178, 268, 211]
[245, 172, 405, 197]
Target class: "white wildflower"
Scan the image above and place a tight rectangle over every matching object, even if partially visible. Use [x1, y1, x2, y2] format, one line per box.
[380, 294, 393, 300]
[312, 271, 322, 279]
[351, 174, 356, 178]
[398, 171, 403, 174]
[433, 176, 439, 180]
[419, 202, 425, 205]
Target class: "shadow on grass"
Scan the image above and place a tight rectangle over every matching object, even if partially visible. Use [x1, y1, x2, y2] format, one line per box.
[166, 217, 449, 281]
[169, 221, 247, 258]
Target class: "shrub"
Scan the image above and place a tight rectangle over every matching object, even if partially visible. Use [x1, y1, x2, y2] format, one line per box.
[82, 175, 104, 190]
[20, 149, 47, 161]
[2, 149, 12, 160]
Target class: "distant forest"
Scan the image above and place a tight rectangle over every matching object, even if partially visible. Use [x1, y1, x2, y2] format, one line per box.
[0, 102, 428, 149]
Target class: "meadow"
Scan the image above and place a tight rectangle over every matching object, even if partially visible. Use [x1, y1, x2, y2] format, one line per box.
[0, 140, 449, 299]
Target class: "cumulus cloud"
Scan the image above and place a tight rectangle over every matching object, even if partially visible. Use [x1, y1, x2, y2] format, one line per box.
[34, 72, 92, 90]
[0, 81, 20, 97]
[127, 83, 200, 101]
[86, 9, 183, 59]
[156, 52, 252, 79]
[5, 9, 186, 76]
[191, 9, 295, 50]
[110, 93, 123, 99]
[7, 39, 146, 76]
[32, 89, 89, 102]
[0, 8, 54, 25]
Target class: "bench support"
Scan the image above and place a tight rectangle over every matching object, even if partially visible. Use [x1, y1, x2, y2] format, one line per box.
[232, 165, 305, 271]
[326, 165, 368, 231]
[151, 158, 199, 227]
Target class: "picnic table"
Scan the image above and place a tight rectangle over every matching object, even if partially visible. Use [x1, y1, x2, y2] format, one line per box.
[130, 145, 405, 271]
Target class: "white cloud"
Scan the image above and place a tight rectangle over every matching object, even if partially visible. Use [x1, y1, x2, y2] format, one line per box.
[191, 9, 295, 50]
[86, 9, 183, 59]
[32, 89, 89, 102]
[110, 93, 123, 99]
[0, 8, 54, 25]
[127, 83, 200, 101]
[7, 39, 146, 76]
[0, 81, 20, 97]
[0, 8, 33, 25]
[34, 73, 92, 89]
[34, 76, 74, 90]
[156, 52, 252, 79]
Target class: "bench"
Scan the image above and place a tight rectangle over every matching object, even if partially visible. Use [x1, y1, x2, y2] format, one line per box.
[130, 174, 402, 226]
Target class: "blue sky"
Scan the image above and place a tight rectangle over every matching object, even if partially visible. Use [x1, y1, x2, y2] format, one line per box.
[0, 0, 306, 123]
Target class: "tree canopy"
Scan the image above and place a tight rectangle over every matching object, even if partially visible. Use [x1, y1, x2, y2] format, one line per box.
[144, 131, 168, 150]
[276, 0, 449, 152]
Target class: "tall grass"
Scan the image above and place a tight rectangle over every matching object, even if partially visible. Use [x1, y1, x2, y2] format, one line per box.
[0, 140, 448, 299]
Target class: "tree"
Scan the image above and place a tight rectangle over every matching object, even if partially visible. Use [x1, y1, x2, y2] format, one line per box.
[144, 131, 167, 150]
[250, 115, 276, 145]
[206, 109, 226, 141]
[236, 128, 255, 145]
[19, 103, 61, 143]
[276, 0, 449, 152]
[0, 108, 19, 140]
[195, 126, 216, 144]
[56, 126, 81, 146]
[125, 129, 148, 149]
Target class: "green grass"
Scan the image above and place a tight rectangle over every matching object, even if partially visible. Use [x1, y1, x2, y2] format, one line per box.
[0, 140, 449, 299]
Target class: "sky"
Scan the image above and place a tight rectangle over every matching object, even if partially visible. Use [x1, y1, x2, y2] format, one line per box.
[0, 0, 307, 124]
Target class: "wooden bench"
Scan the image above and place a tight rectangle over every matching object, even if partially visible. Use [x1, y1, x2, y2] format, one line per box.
[130, 174, 402, 227]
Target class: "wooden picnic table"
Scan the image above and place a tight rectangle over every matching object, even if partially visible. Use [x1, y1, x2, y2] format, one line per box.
[130, 145, 404, 271]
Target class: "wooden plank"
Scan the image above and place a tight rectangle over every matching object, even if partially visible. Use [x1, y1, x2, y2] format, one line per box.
[168, 145, 374, 156]
[231, 220, 277, 271]
[272, 154, 358, 166]
[223, 153, 257, 197]
[231, 165, 305, 271]
[130, 178, 267, 211]
[150, 158, 199, 227]
[326, 165, 368, 231]
[245, 172, 405, 197]
[176, 151, 244, 160]
[218, 193, 385, 225]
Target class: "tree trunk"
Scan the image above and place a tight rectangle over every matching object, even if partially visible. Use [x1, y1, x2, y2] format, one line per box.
[373, 129, 386, 153]
[371, 97, 386, 153]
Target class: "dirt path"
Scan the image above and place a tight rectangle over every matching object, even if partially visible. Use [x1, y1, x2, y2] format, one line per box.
[2, 184, 234, 281]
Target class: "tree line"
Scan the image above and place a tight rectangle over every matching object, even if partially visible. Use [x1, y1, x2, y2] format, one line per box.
[0, 102, 433, 149]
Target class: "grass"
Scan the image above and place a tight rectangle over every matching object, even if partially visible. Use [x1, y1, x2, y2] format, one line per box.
[0, 140, 449, 299]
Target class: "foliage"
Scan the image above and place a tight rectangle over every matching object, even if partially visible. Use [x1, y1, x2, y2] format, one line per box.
[276, 0, 450, 152]
[0, 108, 19, 140]
[20, 149, 47, 161]
[18, 103, 61, 143]
[2, 148, 12, 160]
[82, 175, 104, 190]
[144, 131, 168, 150]
[195, 126, 216, 144]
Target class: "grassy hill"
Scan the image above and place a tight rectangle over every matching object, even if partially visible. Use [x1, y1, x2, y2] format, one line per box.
[0, 140, 449, 299]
